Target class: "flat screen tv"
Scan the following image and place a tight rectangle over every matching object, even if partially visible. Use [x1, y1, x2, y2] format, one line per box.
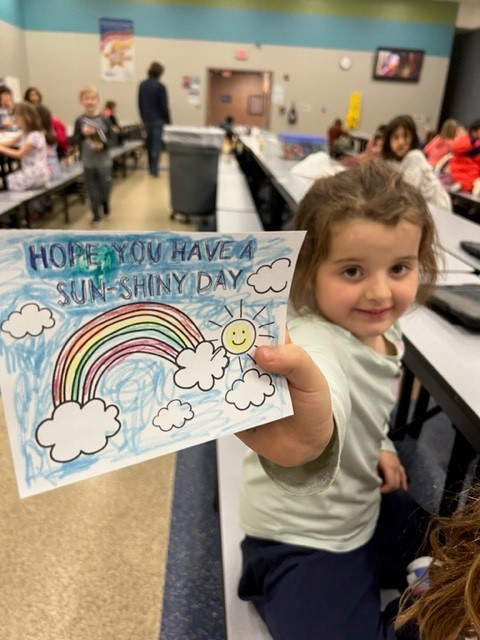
[373, 47, 424, 82]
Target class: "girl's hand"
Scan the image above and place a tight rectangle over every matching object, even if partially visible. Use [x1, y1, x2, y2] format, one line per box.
[236, 334, 334, 468]
[378, 451, 408, 493]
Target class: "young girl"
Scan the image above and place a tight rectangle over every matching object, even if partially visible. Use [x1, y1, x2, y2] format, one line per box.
[36, 104, 61, 179]
[236, 161, 438, 640]
[382, 115, 452, 211]
[450, 119, 480, 196]
[0, 101, 49, 191]
[396, 486, 480, 640]
[424, 119, 461, 169]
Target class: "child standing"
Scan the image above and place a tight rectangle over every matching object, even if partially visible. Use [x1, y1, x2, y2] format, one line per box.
[73, 86, 114, 224]
[236, 161, 438, 640]
[382, 115, 452, 211]
[0, 101, 49, 190]
[450, 119, 480, 196]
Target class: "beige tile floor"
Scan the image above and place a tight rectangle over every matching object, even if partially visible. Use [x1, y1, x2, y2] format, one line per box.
[0, 158, 189, 640]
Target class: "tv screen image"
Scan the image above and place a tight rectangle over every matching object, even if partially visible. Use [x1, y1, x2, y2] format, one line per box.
[373, 48, 424, 82]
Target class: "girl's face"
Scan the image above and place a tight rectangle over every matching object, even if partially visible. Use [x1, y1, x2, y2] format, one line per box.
[0, 92, 13, 109]
[314, 218, 421, 348]
[390, 126, 412, 159]
[27, 90, 41, 105]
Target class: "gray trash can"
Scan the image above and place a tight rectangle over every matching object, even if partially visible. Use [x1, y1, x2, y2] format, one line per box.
[164, 126, 225, 219]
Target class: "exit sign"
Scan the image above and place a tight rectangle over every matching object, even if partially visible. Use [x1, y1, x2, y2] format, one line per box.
[235, 49, 249, 60]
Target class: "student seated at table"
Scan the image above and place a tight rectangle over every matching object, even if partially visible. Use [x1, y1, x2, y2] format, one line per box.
[394, 484, 480, 640]
[0, 101, 49, 190]
[382, 115, 452, 211]
[237, 161, 435, 640]
[342, 127, 386, 167]
[424, 119, 462, 170]
[36, 104, 61, 179]
[0, 85, 16, 131]
[103, 100, 123, 146]
[24, 86, 42, 106]
[365, 124, 387, 156]
[24, 86, 69, 161]
[450, 119, 480, 196]
[328, 118, 352, 157]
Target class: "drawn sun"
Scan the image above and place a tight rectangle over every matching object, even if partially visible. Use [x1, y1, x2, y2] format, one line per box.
[209, 300, 274, 370]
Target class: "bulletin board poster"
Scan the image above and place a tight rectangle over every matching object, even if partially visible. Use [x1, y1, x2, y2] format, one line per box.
[0, 230, 305, 498]
[99, 17, 135, 82]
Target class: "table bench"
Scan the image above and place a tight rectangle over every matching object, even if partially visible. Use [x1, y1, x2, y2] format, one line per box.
[0, 140, 144, 227]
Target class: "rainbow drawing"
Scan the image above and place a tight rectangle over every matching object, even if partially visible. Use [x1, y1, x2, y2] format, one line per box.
[52, 303, 204, 407]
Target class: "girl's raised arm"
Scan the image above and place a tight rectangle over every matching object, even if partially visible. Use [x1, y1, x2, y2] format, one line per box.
[0, 132, 22, 148]
[0, 139, 34, 159]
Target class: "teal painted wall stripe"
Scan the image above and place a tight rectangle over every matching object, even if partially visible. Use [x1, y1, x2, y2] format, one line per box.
[0, 0, 22, 27]
[21, 0, 454, 57]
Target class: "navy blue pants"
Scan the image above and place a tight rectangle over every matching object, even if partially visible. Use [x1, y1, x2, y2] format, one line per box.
[239, 491, 427, 640]
[144, 120, 164, 176]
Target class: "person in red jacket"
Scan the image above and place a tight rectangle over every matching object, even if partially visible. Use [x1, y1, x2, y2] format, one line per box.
[51, 116, 69, 160]
[450, 119, 480, 195]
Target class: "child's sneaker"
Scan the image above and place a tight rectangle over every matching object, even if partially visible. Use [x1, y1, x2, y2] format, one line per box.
[91, 216, 101, 226]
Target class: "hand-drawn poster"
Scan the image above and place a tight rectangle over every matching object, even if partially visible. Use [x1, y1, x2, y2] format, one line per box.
[0, 230, 305, 497]
[100, 18, 135, 82]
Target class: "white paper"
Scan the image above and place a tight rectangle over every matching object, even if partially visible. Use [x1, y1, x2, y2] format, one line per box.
[0, 230, 305, 497]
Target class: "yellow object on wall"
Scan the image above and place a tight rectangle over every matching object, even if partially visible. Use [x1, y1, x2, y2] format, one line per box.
[346, 91, 362, 130]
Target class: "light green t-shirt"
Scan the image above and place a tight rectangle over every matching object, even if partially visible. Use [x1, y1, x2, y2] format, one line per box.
[240, 312, 404, 553]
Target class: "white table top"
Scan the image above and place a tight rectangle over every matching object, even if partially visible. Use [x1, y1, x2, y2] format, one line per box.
[400, 272, 480, 421]
[216, 173, 256, 213]
[442, 250, 476, 273]
[430, 205, 480, 271]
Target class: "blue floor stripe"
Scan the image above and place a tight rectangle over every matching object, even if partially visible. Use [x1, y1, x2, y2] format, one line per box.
[160, 441, 225, 640]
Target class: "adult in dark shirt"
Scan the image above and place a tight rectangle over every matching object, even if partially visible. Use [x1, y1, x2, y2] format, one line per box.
[138, 61, 171, 177]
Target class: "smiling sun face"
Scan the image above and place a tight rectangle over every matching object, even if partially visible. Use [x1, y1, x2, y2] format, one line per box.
[221, 319, 256, 355]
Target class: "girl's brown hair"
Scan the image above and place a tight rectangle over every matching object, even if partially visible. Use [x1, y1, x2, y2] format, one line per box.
[290, 160, 440, 314]
[440, 118, 459, 140]
[35, 104, 56, 146]
[396, 486, 480, 640]
[382, 115, 419, 160]
[12, 101, 43, 133]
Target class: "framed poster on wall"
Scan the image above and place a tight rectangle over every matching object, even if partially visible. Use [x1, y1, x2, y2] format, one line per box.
[247, 94, 264, 116]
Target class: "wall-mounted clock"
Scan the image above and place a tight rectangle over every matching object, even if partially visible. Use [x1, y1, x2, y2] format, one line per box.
[339, 55, 353, 71]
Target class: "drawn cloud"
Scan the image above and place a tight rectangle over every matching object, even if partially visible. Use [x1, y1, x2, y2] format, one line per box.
[174, 341, 229, 391]
[35, 399, 121, 463]
[225, 368, 275, 411]
[2, 302, 55, 339]
[246, 258, 291, 294]
[153, 399, 194, 432]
